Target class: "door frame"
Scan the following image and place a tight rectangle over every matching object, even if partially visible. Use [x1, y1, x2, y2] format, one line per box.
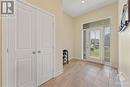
[81, 17, 112, 65]
[2, 0, 56, 87]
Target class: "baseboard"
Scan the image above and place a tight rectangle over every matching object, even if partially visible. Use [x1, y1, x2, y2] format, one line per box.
[119, 71, 129, 87]
[71, 58, 119, 69]
[119, 72, 125, 87]
[70, 58, 83, 61]
[108, 64, 118, 69]
[54, 69, 63, 78]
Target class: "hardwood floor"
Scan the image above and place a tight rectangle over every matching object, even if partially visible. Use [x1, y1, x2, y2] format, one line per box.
[40, 60, 121, 87]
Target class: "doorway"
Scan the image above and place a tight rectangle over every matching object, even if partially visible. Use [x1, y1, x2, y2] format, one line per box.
[82, 18, 111, 65]
[85, 27, 103, 63]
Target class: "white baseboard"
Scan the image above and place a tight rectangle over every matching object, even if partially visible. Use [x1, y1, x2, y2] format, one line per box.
[54, 69, 63, 78]
[119, 71, 130, 87]
[119, 72, 124, 87]
[71, 58, 119, 69]
[108, 64, 118, 69]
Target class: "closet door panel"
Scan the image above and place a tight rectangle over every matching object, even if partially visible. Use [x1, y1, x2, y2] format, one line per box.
[37, 11, 54, 86]
[8, 1, 37, 87]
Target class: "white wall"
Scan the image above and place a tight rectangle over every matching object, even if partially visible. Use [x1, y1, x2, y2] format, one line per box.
[73, 2, 119, 68]
[119, 0, 130, 87]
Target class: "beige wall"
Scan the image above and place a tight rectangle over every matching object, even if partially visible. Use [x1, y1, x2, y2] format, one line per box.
[0, 1, 2, 86]
[62, 13, 74, 60]
[0, 16, 2, 87]
[119, 0, 130, 87]
[73, 2, 119, 68]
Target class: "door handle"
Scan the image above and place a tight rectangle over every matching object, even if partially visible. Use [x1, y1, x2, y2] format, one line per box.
[32, 51, 36, 54]
[37, 51, 41, 53]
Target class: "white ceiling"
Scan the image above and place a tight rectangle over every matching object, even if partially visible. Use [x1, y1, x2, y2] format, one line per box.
[63, 0, 118, 17]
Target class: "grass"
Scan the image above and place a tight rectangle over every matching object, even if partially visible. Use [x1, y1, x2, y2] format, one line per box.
[90, 49, 110, 58]
[90, 49, 99, 57]
[104, 48, 110, 58]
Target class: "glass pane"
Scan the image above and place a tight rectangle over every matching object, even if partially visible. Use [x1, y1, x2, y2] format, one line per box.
[104, 28, 110, 46]
[89, 30, 100, 58]
[104, 47, 110, 58]
[104, 27, 110, 61]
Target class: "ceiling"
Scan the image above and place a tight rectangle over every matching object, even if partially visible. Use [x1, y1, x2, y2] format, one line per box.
[63, 0, 118, 17]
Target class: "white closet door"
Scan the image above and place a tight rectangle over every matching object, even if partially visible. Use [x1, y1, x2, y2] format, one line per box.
[37, 10, 54, 86]
[8, 1, 37, 87]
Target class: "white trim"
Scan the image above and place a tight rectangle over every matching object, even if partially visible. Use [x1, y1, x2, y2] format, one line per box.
[81, 17, 112, 66]
[2, 17, 9, 87]
[118, 71, 129, 87]
[2, 0, 56, 87]
[54, 69, 63, 78]
[109, 17, 112, 67]
[81, 26, 84, 59]
[81, 16, 112, 25]
[16, 0, 55, 17]
[53, 14, 56, 79]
